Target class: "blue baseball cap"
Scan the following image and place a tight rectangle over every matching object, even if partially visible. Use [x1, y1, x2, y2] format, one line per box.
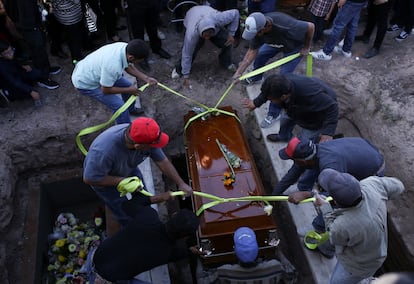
[234, 227, 259, 264]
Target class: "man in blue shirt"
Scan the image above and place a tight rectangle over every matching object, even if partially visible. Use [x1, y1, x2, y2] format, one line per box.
[83, 117, 193, 226]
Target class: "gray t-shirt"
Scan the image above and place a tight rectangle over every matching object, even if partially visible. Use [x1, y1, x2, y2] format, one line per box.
[83, 124, 166, 183]
[250, 12, 309, 52]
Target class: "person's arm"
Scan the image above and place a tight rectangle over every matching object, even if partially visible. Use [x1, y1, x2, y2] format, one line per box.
[125, 63, 157, 85]
[150, 191, 174, 203]
[300, 22, 314, 55]
[181, 30, 199, 84]
[155, 157, 193, 194]
[101, 84, 139, 95]
[272, 164, 306, 196]
[220, 9, 239, 36]
[363, 176, 405, 200]
[83, 175, 124, 188]
[232, 48, 259, 81]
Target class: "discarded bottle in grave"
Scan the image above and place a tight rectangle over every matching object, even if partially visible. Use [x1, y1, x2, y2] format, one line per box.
[192, 106, 210, 120]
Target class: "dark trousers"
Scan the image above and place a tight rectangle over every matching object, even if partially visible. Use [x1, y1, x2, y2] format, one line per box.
[312, 15, 327, 42]
[19, 29, 50, 80]
[5, 67, 43, 100]
[65, 21, 86, 61]
[362, 1, 390, 49]
[212, 0, 238, 10]
[399, 0, 414, 33]
[100, 0, 118, 38]
[175, 28, 232, 74]
[127, 0, 162, 52]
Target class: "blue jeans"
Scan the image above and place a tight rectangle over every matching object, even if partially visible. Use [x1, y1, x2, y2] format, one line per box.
[330, 261, 365, 284]
[323, 1, 367, 54]
[248, 0, 277, 13]
[77, 77, 134, 124]
[252, 45, 302, 117]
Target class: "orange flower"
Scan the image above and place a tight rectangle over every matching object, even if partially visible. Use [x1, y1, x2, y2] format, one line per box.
[224, 178, 234, 186]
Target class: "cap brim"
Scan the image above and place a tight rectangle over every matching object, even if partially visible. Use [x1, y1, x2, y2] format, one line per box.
[150, 132, 169, 148]
[278, 148, 291, 160]
[242, 30, 256, 41]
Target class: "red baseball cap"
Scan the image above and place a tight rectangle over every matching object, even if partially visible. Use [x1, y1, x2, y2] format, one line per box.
[129, 117, 169, 148]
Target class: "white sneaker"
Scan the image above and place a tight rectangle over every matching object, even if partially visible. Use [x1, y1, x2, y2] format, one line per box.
[171, 68, 180, 79]
[157, 30, 166, 40]
[334, 46, 352, 58]
[227, 63, 237, 72]
[338, 38, 344, 48]
[260, 114, 280, 128]
[311, 49, 332, 61]
[144, 33, 149, 42]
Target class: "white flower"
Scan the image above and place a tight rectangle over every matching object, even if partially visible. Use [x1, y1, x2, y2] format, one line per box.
[264, 205, 273, 216]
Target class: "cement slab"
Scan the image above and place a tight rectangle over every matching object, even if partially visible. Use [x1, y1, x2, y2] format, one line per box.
[245, 83, 336, 284]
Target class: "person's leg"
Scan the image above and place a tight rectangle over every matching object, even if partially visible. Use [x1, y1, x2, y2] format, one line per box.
[250, 44, 279, 81]
[312, 15, 326, 42]
[92, 185, 131, 226]
[277, 112, 295, 141]
[267, 103, 281, 117]
[65, 21, 85, 62]
[20, 29, 51, 79]
[322, 2, 357, 54]
[21, 66, 44, 84]
[100, 0, 118, 39]
[329, 261, 365, 284]
[145, 0, 163, 52]
[373, 2, 391, 49]
[341, 2, 365, 53]
[210, 28, 232, 68]
[247, 0, 261, 14]
[77, 86, 131, 124]
[127, 0, 145, 40]
[362, 1, 376, 39]
[280, 49, 302, 74]
[114, 77, 138, 114]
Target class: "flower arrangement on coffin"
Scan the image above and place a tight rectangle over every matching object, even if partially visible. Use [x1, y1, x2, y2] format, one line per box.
[216, 139, 242, 186]
[46, 211, 105, 283]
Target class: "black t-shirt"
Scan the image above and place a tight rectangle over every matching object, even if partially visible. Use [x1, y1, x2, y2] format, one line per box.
[249, 12, 309, 52]
[93, 200, 192, 281]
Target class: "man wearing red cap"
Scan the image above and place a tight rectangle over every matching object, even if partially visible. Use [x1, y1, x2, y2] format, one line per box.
[83, 117, 193, 226]
[274, 136, 385, 258]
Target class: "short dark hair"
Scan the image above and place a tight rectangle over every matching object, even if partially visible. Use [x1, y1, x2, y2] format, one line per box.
[261, 74, 291, 100]
[126, 39, 149, 59]
[165, 209, 199, 239]
[0, 40, 10, 53]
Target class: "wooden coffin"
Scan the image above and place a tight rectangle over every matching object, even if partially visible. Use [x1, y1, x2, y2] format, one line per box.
[184, 106, 278, 266]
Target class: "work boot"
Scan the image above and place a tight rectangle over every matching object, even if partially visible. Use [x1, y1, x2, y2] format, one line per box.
[267, 134, 283, 142]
